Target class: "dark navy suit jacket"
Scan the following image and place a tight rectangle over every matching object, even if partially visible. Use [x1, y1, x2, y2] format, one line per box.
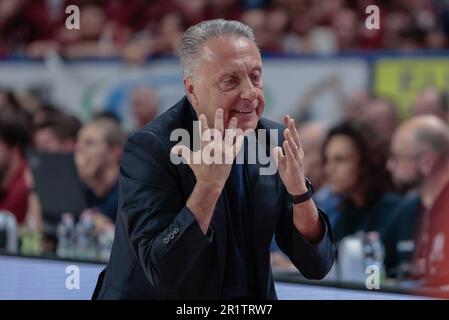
[93, 97, 335, 299]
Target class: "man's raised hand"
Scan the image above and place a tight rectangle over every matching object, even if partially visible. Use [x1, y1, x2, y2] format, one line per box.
[171, 108, 244, 190]
[272, 115, 307, 195]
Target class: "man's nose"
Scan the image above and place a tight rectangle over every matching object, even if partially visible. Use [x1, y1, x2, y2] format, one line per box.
[74, 141, 84, 154]
[323, 161, 332, 178]
[240, 78, 258, 101]
[386, 157, 394, 173]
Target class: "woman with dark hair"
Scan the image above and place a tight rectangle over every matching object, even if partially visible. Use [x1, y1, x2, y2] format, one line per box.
[0, 105, 42, 233]
[319, 121, 402, 243]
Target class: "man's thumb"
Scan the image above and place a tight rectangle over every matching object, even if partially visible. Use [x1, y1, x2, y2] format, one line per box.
[272, 146, 284, 167]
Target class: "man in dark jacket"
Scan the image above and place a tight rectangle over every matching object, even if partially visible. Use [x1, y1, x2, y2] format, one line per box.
[93, 19, 335, 300]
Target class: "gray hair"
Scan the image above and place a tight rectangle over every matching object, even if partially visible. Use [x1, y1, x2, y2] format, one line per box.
[179, 19, 256, 79]
[415, 121, 449, 158]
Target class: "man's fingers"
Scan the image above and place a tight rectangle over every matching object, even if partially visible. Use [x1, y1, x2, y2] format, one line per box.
[224, 117, 238, 146]
[290, 118, 303, 152]
[234, 131, 244, 153]
[289, 117, 300, 143]
[284, 128, 298, 157]
[285, 115, 302, 151]
[215, 108, 224, 134]
[283, 140, 296, 163]
[228, 116, 237, 130]
[171, 145, 193, 164]
[284, 115, 290, 129]
[224, 128, 243, 161]
[272, 146, 285, 168]
[198, 113, 209, 135]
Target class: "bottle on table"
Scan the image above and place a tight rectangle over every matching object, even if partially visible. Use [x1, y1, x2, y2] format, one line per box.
[362, 231, 386, 286]
[56, 212, 76, 259]
[75, 210, 98, 260]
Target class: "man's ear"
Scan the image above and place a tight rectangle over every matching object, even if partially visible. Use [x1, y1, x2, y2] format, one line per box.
[110, 146, 123, 164]
[184, 78, 199, 108]
[418, 152, 438, 176]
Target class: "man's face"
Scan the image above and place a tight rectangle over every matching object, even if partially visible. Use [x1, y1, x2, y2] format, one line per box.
[75, 124, 109, 178]
[131, 87, 158, 127]
[185, 36, 265, 132]
[324, 135, 360, 194]
[34, 128, 64, 153]
[387, 129, 422, 192]
[360, 101, 398, 140]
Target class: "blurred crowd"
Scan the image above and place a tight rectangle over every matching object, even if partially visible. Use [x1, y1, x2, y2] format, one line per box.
[0, 86, 159, 256]
[271, 86, 449, 292]
[2, 0, 449, 295]
[2, 81, 449, 293]
[1, 0, 449, 61]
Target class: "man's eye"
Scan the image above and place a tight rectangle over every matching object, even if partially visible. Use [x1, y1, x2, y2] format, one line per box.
[251, 73, 261, 84]
[251, 73, 260, 80]
[335, 156, 350, 163]
[223, 78, 237, 87]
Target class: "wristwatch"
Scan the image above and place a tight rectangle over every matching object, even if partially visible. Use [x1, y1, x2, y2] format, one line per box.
[292, 177, 314, 204]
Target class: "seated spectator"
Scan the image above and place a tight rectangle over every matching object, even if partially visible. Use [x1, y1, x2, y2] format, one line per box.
[130, 86, 159, 130]
[0, 89, 22, 110]
[343, 93, 399, 146]
[0, 0, 53, 57]
[44, 1, 130, 59]
[32, 105, 62, 128]
[0, 106, 42, 231]
[314, 184, 343, 228]
[0, 0, 447, 58]
[342, 90, 370, 122]
[385, 116, 449, 289]
[331, 7, 359, 51]
[33, 112, 81, 153]
[319, 121, 401, 244]
[300, 121, 330, 192]
[359, 97, 400, 145]
[93, 110, 122, 125]
[411, 87, 448, 123]
[75, 117, 126, 233]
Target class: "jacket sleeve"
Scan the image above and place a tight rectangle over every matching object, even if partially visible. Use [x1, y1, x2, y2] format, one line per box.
[118, 131, 213, 293]
[275, 192, 336, 280]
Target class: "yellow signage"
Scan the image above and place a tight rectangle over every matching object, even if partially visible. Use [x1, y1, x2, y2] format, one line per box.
[374, 58, 449, 119]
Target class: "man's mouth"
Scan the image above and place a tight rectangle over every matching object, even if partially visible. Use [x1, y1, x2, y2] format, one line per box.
[232, 109, 254, 114]
[231, 99, 260, 115]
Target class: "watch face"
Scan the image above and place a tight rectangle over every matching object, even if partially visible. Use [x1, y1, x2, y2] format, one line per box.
[305, 177, 314, 193]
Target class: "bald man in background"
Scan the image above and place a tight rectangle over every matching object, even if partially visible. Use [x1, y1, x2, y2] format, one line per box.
[385, 115, 449, 291]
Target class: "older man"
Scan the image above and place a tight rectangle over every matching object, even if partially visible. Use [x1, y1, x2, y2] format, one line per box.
[93, 19, 334, 300]
[385, 116, 449, 288]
